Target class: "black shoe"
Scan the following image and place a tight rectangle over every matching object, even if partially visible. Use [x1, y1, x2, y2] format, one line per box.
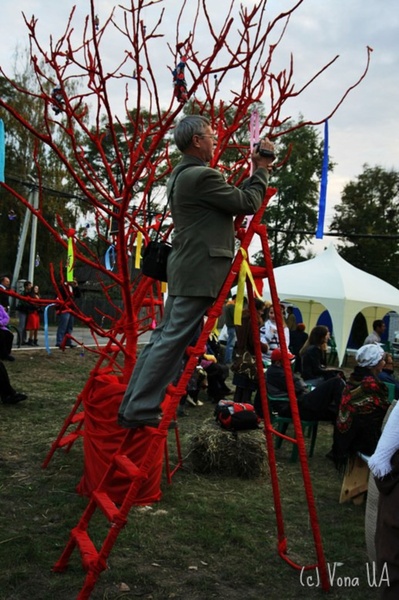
[5, 355, 15, 362]
[2, 393, 27, 404]
[66, 343, 77, 348]
[33, 341, 39, 346]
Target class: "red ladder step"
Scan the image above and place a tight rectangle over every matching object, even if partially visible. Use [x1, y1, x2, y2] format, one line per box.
[113, 454, 143, 479]
[91, 491, 122, 522]
[57, 429, 84, 448]
[70, 528, 101, 572]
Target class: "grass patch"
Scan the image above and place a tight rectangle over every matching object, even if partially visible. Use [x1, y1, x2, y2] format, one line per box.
[0, 349, 379, 599]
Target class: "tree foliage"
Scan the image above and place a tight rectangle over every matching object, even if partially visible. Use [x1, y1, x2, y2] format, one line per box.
[0, 51, 82, 292]
[330, 165, 399, 287]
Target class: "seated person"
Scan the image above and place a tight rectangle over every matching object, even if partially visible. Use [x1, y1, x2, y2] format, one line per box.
[200, 337, 232, 403]
[255, 348, 344, 421]
[260, 303, 290, 362]
[378, 353, 399, 399]
[330, 344, 391, 469]
[178, 364, 207, 413]
[364, 319, 386, 345]
[289, 322, 308, 373]
[0, 360, 27, 404]
[0, 304, 15, 362]
[232, 298, 268, 404]
[299, 325, 344, 386]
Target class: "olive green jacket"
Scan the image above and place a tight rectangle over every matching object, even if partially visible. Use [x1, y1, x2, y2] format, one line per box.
[166, 154, 269, 298]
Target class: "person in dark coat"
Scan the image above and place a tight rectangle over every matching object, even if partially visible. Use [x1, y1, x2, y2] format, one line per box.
[300, 325, 344, 386]
[118, 114, 275, 428]
[0, 304, 15, 361]
[0, 276, 11, 312]
[256, 348, 344, 420]
[378, 353, 399, 399]
[0, 360, 27, 404]
[289, 322, 308, 372]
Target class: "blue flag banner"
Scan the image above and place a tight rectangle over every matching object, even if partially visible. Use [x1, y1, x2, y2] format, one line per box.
[0, 119, 5, 183]
[316, 120, 329, 239]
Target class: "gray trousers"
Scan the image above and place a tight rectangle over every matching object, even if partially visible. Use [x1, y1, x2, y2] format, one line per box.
[118, 295, 213, 421]
[18, 312, 28, 343]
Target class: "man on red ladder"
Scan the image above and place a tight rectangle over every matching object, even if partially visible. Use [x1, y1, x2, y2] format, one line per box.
[118, 115, 275, 428]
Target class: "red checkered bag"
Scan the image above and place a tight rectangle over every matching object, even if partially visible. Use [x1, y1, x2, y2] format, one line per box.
[214, 400, 260, 431]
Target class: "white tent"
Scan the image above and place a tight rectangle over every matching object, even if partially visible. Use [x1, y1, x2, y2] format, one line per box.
[261, 244, 399, 366]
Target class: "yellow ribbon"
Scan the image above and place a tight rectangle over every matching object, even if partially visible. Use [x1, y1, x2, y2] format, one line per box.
[66, 235, 74, 282]
[234, 248, 263, 325]
[211, 321, 220, 337]
[135, 231, 143, 269]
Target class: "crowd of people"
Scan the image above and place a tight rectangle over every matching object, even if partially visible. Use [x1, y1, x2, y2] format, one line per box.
[0, 276, 82, 355]
[163, 296, 399, 501]
[0, 274, 83, 408]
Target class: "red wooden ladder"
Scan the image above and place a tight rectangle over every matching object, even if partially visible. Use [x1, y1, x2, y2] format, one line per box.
[52, 187, 330, 598]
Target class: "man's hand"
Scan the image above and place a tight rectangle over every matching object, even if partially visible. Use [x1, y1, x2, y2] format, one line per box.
[251, 138, 275, 171]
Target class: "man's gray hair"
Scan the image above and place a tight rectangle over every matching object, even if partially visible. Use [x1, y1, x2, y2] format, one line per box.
[174, 115, 210, 152]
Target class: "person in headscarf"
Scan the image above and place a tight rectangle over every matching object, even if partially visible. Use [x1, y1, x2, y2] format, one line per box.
[330, 344, 391, 469]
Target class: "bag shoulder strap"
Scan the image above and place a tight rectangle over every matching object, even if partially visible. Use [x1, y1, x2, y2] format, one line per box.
[167, 163, 197, 203]
[154, 164, 198, 241]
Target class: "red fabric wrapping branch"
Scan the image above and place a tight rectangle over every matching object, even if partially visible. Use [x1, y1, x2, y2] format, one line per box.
[250, 265, 268, 296]
[76, 372, 164, 505]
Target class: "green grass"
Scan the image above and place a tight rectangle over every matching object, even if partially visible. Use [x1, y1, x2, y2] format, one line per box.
[0, 349, 381, 600]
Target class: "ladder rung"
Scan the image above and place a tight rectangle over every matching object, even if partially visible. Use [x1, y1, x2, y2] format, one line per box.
[92, 491, 122, 522]
[58, 431, 84, 447]
[113, 454, 143, 479]
[71, 412, 85, 423]
[71, 528, 99, 571]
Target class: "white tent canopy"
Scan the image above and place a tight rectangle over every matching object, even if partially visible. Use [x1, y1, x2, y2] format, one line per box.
[261, 244, 399, 366]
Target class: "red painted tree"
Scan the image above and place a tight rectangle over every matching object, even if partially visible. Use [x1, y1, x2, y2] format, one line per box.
[0, 5, 375, 595]
[0, 0, 372, 379]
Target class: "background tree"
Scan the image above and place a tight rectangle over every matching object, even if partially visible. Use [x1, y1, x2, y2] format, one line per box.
[330, 165, 399, 287]
[0, 50, 83, 293]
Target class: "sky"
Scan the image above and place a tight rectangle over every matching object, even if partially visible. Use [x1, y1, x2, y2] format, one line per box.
[0, 0, 398, 255]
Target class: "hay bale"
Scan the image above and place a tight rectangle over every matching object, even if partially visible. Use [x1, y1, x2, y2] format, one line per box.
[187, 418, 268, 479]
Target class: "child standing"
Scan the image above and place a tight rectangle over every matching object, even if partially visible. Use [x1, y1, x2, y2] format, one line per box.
[26, 284, 41, 346]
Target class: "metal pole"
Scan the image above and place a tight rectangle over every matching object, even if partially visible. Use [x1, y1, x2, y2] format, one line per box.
[11, 188, 34, 298]
[28, 186, 39, 283]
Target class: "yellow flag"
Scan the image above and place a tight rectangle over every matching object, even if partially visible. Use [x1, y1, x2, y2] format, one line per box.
[66, 234, 74, 282]
[135, 231, 143, 269]
[234, 248, 263, 325]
